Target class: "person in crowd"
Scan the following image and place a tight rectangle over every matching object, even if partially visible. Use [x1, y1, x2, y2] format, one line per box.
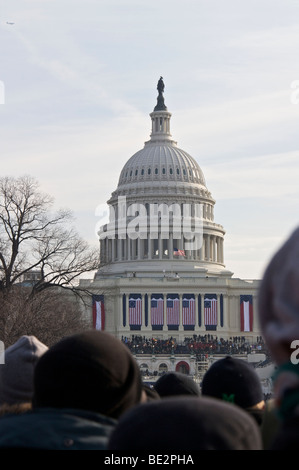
[154, 371, 200, 398]
[0, 335, 48, 416]
[258, 226, 299, 449]
[108, 395, 263, 450]
[201, 356, 265, 426]
[142, 383, 160, 401]
[0, 330, 145, 450]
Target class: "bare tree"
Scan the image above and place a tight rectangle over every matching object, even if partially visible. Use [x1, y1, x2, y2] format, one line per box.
[0, 286, 92, 347]
[0, 175, 100, 298]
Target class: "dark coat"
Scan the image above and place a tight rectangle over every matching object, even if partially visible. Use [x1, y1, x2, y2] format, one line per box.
[0, 407, 116, 450]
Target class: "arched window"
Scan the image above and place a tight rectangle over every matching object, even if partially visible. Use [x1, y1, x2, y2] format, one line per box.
[140, 363, 149, 374]
[158, 363, 168, 374]
[175, 361, 190, 375]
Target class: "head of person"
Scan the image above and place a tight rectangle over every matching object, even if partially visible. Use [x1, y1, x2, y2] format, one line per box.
[201, 356, 265, 424]
[154, 372, 200, 398]
[142, 384, 160, 402]
[108, 395, 263, 450]
[0, 335, 48, 407]
[258, 226, 299, 410]
[32, 330, 143, 419]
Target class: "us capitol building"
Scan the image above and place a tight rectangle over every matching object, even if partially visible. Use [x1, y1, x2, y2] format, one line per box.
[80, 78, 272, 387]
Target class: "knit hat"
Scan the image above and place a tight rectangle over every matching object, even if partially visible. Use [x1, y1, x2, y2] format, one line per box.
[33, 330, 143, 419]
[108, 396, 263, 450]
[0, 335, 48, 406]
[154, 372, 200, 397]
[258, 227, 299, 366]
[201, 356, 264, 409]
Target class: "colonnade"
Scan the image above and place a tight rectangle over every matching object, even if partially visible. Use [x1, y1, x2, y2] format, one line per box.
[100, 232, 224, 265]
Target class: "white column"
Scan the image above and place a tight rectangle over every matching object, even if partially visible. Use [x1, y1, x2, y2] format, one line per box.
[106, 238, 109, 263]
[169, 232, 173, 259]
[127, 237, 131, 260]
[206, 235, 210, 261]
[158, 232, 163, 259]
[148, 234, 152, 260]
[210, 236, 213, 262]
[214, 236, 217, 262]
[200, 237, 204, 261]
[138, 237, 142, 260]
[111, 238, 115, 262]
[118, 238, 122, 261]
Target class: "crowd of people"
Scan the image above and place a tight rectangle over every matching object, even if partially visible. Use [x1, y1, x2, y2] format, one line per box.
[122, 334, 268, 357]
[0, 227, 299, 450]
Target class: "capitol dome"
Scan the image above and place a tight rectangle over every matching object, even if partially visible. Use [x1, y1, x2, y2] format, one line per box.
[117, 137, 206, 188]
[110, 78, 209, 203]
[97, 78, 229, 278]
[87, 78, 260, 354]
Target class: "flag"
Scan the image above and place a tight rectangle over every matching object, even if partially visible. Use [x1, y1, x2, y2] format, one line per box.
[151, 295, 164, 325]
[129, 295, 142, 325]
[240, 295, 253, 331]
[166, 295, 180, 325]
[92, 295, 105, 330]
[182, 296, 195, 325]
[204, 295, 217, 326]
[173, 247, 185, 256]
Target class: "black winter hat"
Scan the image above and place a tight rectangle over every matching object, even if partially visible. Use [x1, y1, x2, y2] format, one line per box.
[201, 356, 264, 409]
[33, 330, 143, 419]
[154, 372, 200, 397]
[108, 396, 263, 450]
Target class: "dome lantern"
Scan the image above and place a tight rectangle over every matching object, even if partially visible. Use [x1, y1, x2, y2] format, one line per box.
[147, 76, 175, 145]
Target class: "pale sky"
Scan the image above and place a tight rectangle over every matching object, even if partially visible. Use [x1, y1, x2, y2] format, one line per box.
[1, 0, 299, 281]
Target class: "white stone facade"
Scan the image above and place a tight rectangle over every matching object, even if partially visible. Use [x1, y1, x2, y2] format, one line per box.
[82, 79, 262, 349]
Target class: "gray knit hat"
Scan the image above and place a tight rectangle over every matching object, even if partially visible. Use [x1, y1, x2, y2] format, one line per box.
[0, 336, 48, 406]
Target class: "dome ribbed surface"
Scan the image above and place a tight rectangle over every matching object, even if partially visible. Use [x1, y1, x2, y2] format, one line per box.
[118, 142, 206, 187]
